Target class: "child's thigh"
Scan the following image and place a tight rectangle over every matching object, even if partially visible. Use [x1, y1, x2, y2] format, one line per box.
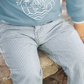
[0, 22, 40, 71]
[39, 22, 84, 67]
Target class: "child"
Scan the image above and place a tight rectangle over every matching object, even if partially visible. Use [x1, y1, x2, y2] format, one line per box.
[0, 0, 84, 84]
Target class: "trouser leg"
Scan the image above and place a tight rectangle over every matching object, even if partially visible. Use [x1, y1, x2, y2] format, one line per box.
[38, 18, 84, 84]
[0, 24, 43, 84]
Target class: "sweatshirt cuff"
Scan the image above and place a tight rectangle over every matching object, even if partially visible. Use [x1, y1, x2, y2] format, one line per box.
[71, 16, 84, 24]
[72, 20, 84, 24]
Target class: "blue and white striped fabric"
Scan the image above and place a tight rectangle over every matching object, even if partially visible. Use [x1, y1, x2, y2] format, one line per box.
[0, 17, 84, 84]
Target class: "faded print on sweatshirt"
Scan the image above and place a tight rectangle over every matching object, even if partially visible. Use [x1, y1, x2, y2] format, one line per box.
[16, 0, 55, 20]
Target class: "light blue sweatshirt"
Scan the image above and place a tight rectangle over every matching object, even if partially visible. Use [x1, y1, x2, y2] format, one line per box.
[0, 0, 84, 26]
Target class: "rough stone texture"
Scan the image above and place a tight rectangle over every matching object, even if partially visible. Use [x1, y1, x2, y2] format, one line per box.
[0, 78, 12, 84]
[0, 50, 59, 84]
[0, 53, 12, 84]
[38, 50, 59, 79]
[43, 68, 67, 84]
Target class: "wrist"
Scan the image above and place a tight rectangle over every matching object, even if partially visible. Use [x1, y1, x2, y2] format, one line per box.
[74, 23, 84, 34]
[74, 23, 84, 43]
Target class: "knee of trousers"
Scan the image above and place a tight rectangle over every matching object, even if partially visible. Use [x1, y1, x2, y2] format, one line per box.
[62, 58, 84, 77]
[9, 67, 43, 83]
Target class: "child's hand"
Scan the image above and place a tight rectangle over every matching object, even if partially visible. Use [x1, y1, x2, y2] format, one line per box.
[74, 23, 84, 43]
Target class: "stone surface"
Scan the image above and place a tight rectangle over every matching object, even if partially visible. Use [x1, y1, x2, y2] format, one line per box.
[38, 50, 59, 79]
[0, 78, 12, 84]
[0, 53, 12, 84]
[0, 53, 6, 66]
[0, 67, 10, 78]
[43, 68, 67, 84]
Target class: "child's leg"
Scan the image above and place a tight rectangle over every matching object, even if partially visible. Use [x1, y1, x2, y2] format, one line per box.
[0, 22, 43, 84]
[38, 18, 84, 84]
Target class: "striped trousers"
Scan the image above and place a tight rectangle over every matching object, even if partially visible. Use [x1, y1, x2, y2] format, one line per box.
[0, 17, 84, 84]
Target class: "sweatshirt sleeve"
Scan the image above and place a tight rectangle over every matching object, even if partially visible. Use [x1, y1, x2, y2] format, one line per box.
[65, 0, 84, 23]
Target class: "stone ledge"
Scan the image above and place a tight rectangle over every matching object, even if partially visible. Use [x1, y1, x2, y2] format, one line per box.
[38, 50, 59, 79]
[0, 50, 59, 84]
